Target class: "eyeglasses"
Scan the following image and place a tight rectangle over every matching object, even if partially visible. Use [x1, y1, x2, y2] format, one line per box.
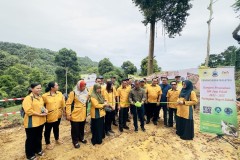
[171, 84, 177, 85]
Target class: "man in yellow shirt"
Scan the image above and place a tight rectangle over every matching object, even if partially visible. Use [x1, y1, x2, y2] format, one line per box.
[88, 77, 103, 95]
[175, 76, 183, 91]
[166, 81, 180, 127]
[117, 79, 131, 132]
[146, 78, 162, 125]
[110, 76, 119, 126]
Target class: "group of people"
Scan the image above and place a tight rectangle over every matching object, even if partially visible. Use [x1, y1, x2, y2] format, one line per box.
[22, 75, 198, 160]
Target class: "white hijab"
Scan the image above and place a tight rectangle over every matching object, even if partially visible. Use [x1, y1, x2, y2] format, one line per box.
[73, 80, 88, 104]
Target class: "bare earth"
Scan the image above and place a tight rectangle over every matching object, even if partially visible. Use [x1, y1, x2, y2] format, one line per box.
[0, 111, 239, 160]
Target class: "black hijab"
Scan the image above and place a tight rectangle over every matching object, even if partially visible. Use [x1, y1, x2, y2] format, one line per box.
[179, 80, 193, 100]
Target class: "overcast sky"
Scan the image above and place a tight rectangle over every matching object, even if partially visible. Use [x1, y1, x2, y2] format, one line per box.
[0, 0, 239, 71]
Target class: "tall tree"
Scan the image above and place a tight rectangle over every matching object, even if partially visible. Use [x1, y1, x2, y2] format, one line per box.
[98, 58, 114, 75]
[132, 0, 192, 75]
[55, 48, 80, 93]
[232, 0, 240, 43]
[205, 0, 214, 67]
[121, 61, 137, 75]
[140, 57, 161, 76]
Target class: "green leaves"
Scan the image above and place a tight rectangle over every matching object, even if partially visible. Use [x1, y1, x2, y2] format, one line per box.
[121, 61, 137, 76]
[233, 0, 240, 17]
[0, 75, 17, 94]
[98, 58, 114, 75]
[55, 48, 80, 93]
[206, 46, 240, 71]
[55, 48, 79, 71]
[140, 56, 161, 76]
[132, 0, 192, 37]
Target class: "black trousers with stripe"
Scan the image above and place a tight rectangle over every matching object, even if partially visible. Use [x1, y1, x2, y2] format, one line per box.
[25, 124, 44, 159]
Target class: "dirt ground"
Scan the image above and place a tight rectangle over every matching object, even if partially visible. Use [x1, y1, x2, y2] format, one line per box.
[0, 111, 239, 160]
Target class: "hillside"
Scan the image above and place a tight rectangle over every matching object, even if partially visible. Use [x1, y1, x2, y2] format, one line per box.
[0, 42, 98, 107]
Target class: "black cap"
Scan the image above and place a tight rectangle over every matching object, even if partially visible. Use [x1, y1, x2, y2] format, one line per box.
[175, 75, 181, 78]
[140, 79, 144, 82]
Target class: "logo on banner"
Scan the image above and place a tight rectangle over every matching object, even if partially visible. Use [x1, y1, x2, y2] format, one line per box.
[224, 108, 233, 116]
[212, 70, 218, 77]
[214, 107, 222, 114]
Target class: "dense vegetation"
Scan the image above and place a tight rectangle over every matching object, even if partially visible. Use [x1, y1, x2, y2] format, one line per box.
[1, 41, 239, 108]
[0, 42, 99, 107]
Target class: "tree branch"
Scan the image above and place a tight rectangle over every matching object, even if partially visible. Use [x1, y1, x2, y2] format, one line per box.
[232, 23, 240, 44]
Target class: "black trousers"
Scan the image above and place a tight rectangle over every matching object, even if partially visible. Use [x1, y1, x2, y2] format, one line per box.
[70, 121, 86, 145]
[168, 108, 177, 126]
[119, 107, 128, 128]
[105, 110, 115, 132]
[143, 103, 147, 116]
[146, 103, 159, 122]
[91, 117, 105, 145]
[25, 124, 44, 159]
[160, 105, 168, 125]
[130, 105, 144, 129]
[44, 118, 61, 144]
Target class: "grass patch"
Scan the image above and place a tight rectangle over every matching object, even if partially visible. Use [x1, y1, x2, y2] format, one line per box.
[0, 105, 23, 128]
[0, 105, 21, 114]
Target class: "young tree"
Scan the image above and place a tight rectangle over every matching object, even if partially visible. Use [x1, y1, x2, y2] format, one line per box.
[132, 0, 192, 75]
[121, 61, 137, 75]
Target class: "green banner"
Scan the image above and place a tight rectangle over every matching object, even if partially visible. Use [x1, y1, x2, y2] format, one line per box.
[199, 67, 238, 137]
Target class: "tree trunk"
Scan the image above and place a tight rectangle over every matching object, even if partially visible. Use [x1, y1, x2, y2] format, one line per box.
[147, 21, 155, 75]
[65, 67, 68, 94]
[205, 0, 213, 67]
[233, 23, 240, 44]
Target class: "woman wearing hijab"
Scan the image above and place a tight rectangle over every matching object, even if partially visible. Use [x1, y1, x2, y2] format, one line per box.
[90, 83, 108, 145]
[42, 82, 65, 150]
[176, 80, 198, 140]
[66, 80, 89, 148]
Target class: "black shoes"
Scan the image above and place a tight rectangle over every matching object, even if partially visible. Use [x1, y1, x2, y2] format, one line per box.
[74, 143, 80, 149]
[36, 150, 45, 156]
[109, 130, 115, 133]
[80, 139, 87, 144]
[106, 132, 111, 136]
[119, 128, 123, 132]
[134, 128, 138, 132]
[141, 127, 146, 132]
[113, 122, 118, 126]
[146, 120, 150, 124]
[123, 126, 129, 130]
